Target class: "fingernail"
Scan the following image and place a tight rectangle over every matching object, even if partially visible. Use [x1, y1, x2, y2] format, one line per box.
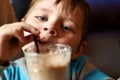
[32, 28, 40, 34]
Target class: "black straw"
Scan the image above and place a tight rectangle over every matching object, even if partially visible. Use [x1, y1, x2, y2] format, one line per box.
[33, 35, 40, 53]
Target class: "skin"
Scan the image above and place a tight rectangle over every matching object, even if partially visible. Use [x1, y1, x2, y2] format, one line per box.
[0, 0, 87, 64]
[0, 22, 40, 64]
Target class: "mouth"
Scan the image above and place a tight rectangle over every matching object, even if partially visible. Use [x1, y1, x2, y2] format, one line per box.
[35, 36, 56, 45]
[39, 40, 47, 44]
[36, 38, 50, 45]
[38, 37, 51, 44]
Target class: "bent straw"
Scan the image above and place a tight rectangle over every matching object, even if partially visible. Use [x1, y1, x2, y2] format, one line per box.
[33, 35, 40, 53]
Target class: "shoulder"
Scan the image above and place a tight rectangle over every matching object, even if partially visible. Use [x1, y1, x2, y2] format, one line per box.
[80, 57, 114, 80]
[71, 55, 114, 80]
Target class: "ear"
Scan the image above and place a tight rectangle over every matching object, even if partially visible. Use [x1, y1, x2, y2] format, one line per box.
[21, 18, 26, 22]
[71, 41, 87, 60]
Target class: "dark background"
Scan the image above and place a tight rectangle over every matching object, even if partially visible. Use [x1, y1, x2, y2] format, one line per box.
[86, 0, 120, 31]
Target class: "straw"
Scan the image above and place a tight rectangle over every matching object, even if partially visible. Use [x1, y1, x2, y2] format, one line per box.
[33, 35, 40, 53]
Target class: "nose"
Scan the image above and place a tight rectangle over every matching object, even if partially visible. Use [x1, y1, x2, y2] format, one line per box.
[42, 27, 57, 36]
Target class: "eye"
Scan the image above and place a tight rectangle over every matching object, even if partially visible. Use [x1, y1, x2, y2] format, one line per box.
[36, 16, 47, 21]
[63, 26, 69, 30]
[62, 25, 71, 32]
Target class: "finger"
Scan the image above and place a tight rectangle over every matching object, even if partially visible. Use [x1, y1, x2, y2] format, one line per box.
[18, 34, 34, 47]
[9, 22, 40, 43]
[20, 22, 40, 35]
[7, 22, 40, 36]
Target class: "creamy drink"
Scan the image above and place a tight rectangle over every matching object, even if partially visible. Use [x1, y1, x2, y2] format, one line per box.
[24, 44, 71, 80]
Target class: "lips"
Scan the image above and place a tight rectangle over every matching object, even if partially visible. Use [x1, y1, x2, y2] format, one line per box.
[37, 35, 56, 45]
[38, 37, 50, 44]
[39, 38, 55, 45]
[39, 40, 47, 44]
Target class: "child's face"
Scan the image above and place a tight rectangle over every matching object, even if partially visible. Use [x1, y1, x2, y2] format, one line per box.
[24, 0, 87, 59]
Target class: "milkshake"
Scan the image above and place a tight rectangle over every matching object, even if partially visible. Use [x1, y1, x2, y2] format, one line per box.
[24, 44, 71, 80]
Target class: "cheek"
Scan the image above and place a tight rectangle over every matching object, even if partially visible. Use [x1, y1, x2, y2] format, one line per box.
[25, 17, 39, 29]
[59, 35, 81, 53]
[70, 39, 81, 53]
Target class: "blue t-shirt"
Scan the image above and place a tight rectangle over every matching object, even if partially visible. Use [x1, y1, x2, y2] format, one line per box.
[1, 55, 114, 80]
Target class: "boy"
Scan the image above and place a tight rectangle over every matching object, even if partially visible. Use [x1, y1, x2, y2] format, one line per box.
[0, 0, 114, 80]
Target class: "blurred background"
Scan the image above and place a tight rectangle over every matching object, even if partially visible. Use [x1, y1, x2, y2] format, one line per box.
[85, 0, 120, 79]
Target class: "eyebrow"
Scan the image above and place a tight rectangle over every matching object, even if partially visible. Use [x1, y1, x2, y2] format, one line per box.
[35, 7, 51, 13]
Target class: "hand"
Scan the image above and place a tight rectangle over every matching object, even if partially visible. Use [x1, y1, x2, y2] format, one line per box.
[0, 22, 40, 63]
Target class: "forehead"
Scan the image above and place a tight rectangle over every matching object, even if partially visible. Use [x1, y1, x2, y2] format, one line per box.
[31, 0, 84, 15]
